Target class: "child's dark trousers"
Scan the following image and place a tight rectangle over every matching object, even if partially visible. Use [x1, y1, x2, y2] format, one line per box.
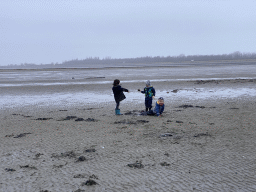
[145, 97, 153, 111]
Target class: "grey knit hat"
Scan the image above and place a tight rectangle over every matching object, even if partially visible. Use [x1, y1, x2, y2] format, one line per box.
[146, 80, 151, 86]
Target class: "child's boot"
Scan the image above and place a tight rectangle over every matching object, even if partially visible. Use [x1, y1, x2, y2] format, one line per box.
[115, 109, 118, 115]
[116, 109, 123, 115]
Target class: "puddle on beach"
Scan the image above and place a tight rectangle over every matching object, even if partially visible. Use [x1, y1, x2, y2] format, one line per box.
[1, 88, 256, 109]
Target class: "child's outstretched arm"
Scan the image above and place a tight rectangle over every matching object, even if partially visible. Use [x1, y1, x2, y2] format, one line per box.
[119, 86, 129, 92]
[138, 89, 144, 93]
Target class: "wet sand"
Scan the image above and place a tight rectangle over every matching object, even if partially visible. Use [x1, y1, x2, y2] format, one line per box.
[1, 67, 256, 191]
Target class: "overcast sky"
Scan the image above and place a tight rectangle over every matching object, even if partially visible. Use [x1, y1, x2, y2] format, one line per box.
[1, 0, 256, 65]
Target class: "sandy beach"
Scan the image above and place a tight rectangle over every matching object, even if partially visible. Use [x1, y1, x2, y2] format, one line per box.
[1, 64, 256, 192]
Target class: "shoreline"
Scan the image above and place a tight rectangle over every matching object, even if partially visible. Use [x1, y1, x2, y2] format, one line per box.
[1, 78, 255, 111]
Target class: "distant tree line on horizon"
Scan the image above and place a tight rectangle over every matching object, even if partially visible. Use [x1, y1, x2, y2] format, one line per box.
[2, 51, 256, 69]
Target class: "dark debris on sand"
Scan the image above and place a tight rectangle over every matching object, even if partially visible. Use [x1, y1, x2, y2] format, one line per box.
[178, 104, 193, 108]
[124, 111, 133, 115]
[124, 110, 150, 116]
[160, 162, 170, 166]
[35, 118, 53, 120]
[51, 151, 77, 159]
[164, 153, 170, 157]
[35, 153, 43, 158]
[84, 149, 96, 153]
[75, 156, 86, 162]
[194, 132, 210, 137]
[57, 116, 77, 121]
[136, 120, 149, 123]
[74, 174, 87, 178]
[127, 161, 144, 169]
[114, 120, 136, 124]
[75, 118, 84, 121]
[20, 165, 37, 170]
[81, 179, 98, 186]
[33, 153, 43, 160]
[5, 168, 16, 172]
[178, 104, 205, 109]
[89, 174, 98, 179]
[84, 118, 98, 122]
[13, 132, 31, 138]
[115, 119, 149, 125]
[124, 110, 146, 116]
[74, 189, 85, 192]
[5, 133, 14, 137]
[53, 164, 66, 168]
[160, 133, 173, 137]
[74, 118, 98, 122]
[12, 114, 32, 118]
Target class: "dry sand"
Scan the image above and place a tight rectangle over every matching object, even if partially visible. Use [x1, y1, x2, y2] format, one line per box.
[1, 71, 256, 191]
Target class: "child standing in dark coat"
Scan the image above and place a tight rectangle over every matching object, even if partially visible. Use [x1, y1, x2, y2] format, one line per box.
[138, 80, 156, 112]
[112, 79, 129, 115]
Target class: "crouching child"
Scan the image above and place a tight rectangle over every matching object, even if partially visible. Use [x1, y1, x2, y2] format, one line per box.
[148, 97, 165, 117]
